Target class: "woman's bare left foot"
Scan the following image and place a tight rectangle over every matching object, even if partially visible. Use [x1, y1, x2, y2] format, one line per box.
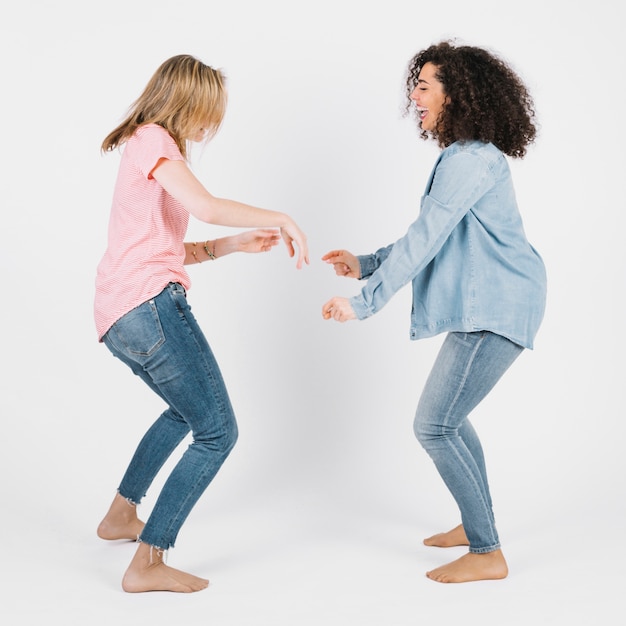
[426, 549, 508, 583]
[122, 543, 209, 593]
[97, 493, 145, 541]
[423, 524, 469, 547]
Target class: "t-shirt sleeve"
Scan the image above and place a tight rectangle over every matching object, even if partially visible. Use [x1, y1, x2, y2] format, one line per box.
[131, 125, 185, 180]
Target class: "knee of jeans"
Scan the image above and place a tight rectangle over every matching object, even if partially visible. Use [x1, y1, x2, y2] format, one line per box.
[197, 420, 238, 456]
[414, 411, 447, 447]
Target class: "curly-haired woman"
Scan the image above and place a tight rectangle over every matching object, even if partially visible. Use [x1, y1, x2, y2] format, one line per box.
[321, 41, 546, 583]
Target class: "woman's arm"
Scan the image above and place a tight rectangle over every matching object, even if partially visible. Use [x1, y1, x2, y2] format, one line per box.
[152, 158, 308, 268]
[323, 150, 496, 322]
[183, 229, 280, 265]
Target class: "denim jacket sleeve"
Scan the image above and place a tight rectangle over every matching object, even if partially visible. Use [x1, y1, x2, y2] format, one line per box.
[350, 148, 497, 320]
[357, 244, 393, 279]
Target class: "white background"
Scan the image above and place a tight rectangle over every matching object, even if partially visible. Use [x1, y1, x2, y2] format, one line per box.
[2, 1, 624, 624]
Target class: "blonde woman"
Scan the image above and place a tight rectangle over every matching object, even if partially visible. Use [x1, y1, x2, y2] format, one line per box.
[95, 54, 308, 593]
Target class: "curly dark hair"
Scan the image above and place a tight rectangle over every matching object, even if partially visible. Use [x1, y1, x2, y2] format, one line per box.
[405, 41, 537, 158]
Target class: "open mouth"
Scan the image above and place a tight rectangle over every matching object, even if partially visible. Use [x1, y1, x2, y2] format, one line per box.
[417, 107, 428, 121]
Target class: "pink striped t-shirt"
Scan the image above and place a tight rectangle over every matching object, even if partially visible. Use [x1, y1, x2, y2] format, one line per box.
[94, 124, 191, 341]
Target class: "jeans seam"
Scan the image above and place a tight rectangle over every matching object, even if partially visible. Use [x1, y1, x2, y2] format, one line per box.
[441, 332, 485, 428]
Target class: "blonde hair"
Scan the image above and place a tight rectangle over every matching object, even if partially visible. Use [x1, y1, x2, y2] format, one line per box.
[101, 54, 227, 159]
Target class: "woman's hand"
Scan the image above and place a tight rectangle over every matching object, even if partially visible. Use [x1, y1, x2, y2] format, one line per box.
[280, 219, 310, 270]
[322, 250, 361, 279]
[234, 229, 281, 253]
[322, 296, 357, 322]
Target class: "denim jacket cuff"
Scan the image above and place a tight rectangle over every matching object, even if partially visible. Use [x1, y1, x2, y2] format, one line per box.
[357, 254, 378, 280]
[350, 294, 373, 320]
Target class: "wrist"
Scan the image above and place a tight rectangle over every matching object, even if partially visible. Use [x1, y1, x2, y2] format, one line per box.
[191, 239, 217, 263]
[203, 239, 217, 260]
[279, 213, 293, 230]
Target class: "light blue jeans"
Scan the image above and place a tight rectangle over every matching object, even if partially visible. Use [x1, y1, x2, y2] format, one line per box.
[102, 282, 238, 550]
[414, 331, 523, 553]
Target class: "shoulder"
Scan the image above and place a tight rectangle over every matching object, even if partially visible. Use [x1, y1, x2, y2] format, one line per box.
[439, 141, 506, 175]
[130, 123, 176, 147]
[124, 124, 183, 177]
[442, 141, 502, 161]
[126, 124, 182, 161]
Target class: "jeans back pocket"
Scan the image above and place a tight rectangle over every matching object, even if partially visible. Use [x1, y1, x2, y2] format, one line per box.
[106, 299, 165, 357]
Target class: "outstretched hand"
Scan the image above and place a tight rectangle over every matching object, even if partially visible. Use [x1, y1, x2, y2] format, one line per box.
[281, 220, 310, 269]
[235, 229, 281, 253]
[322, 250, 361, 279]
[322, 296, 357, 322]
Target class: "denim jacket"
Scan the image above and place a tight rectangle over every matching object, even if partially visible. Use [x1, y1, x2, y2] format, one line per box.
[350, 141, 547, 349]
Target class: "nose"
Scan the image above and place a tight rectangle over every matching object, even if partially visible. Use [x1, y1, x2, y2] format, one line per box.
[410, 86, 420, 102]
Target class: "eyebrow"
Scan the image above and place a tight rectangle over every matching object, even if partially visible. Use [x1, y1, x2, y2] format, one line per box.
[417, 78, 430, 85]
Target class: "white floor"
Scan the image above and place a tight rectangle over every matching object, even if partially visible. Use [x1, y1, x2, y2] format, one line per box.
[5, 455, 623, 626]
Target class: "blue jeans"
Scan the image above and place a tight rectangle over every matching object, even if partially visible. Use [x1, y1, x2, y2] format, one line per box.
[102, 282, 238, 550]
[414, 331, 523, 553]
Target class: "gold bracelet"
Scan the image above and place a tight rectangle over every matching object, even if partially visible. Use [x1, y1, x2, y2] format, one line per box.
[203, 240, 216, 260]
[192, 242, 202, 263]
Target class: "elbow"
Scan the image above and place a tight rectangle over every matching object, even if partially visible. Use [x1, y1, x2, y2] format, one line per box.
[189, 194, 220, 224]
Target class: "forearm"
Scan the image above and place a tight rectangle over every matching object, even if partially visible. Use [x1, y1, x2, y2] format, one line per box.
[203, 196, 292, 230]
[184, 240, 215, 265]
[185, 233, 271, 265]
[182, 238, 219, 264]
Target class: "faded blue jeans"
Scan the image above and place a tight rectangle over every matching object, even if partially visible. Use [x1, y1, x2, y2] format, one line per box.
[102, 282, 238, 550]
[414, 331, 523, 553]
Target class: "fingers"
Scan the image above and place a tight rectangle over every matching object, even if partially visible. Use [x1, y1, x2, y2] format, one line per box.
[321, 297, 356, 322]
[330, 262, 353, 277]
[258, 232, 280, 250]
[334, 263, 351, 276]
[264, 233, 281, 247]
[322, 249, 358, 278]
[323, 302, 345, 321]
[321, 299, 333, 320]
[261, 238, 279, 252]
[321, 250, 346, 263]
[296, 248, 310, 269]
[295, 247, 310, 269]
[281, 226, 309, 269]
[280, 230, 295, 256]
[238, 229, 280, 253]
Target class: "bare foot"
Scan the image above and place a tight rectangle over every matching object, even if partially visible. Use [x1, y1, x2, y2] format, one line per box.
[97, 493, 145, 541]
[122, 542, 209, 593]
[423, 524, 469, 548]
[426, 549, 508, 583]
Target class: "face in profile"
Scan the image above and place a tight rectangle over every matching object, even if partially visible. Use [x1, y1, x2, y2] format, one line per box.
[410, 62, 447, 132]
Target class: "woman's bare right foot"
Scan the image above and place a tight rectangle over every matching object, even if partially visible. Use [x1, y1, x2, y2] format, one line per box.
[97, 493, 145, 541]
[423, 524, 469, 547]
[122, 542, 209, 593]
[426, 549, 508, 583]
